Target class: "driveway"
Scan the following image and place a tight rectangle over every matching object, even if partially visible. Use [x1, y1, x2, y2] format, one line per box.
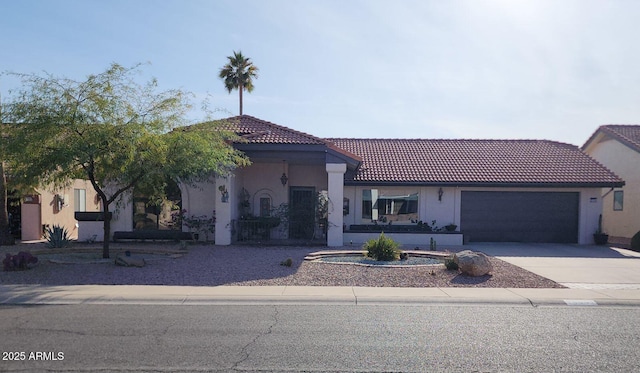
[466, 243, 640, 289]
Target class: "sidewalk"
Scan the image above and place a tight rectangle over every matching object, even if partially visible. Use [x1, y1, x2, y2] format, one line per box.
[2, 284, 640, 306]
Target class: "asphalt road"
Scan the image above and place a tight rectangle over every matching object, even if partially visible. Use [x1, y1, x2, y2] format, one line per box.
[1, 303, 639, 372]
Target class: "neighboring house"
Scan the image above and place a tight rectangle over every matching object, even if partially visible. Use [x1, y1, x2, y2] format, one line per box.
[20, 179, 101, 241]
[582, 125, 640, 242]
[89, 115, 623, 246]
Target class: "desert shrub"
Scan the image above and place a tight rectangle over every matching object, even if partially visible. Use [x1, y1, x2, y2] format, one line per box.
[3, 252, 39, 271]
[364, 232, 400, 261]
[45, 224, 71, 248]
[444, 256, 459, 271]
[632, 230, 640, 252]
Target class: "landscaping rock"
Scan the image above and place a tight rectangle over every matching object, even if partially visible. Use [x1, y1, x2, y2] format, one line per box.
[454, 250, 492, 276]
[115, 254, 146, 267]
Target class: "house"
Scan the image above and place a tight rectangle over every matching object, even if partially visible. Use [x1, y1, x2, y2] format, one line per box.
[19, 179, 102, 241]
[582, 125, 640, 243]
[93, 115, 623, 246]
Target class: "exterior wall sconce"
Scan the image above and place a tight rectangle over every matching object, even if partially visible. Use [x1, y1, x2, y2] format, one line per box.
[438, 187, 444, 202]
[280, 160, 288, 186]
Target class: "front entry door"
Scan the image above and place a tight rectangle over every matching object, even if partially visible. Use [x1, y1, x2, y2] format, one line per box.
[289, 187, 315, 239]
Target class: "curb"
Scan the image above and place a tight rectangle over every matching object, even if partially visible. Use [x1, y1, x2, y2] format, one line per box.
[1, 285, 640, 307]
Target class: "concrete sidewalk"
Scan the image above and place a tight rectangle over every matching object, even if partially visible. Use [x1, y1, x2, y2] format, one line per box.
[1, 284, 640, 306]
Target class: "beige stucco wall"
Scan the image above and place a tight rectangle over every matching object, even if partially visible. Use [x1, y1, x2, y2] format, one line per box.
[584, 137, 639, 238]
[21, 179, 101, 241]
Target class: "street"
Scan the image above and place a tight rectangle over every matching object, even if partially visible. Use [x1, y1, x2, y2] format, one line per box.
[1, 303, 639, 372]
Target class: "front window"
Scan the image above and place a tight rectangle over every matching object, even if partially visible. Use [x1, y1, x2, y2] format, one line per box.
[614, 190, 623, 211]
[74, 189, 86, 212]
[362, 189, 419, 223]
[260, 197, 271, 217]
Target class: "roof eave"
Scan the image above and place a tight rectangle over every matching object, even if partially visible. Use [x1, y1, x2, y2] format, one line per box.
[582, 125, 640, 154]
[344, 181, 625, 188]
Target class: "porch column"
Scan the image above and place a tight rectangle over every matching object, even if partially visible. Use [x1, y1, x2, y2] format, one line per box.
[215, 175, 235, 245]
[326, 163, 347, 247]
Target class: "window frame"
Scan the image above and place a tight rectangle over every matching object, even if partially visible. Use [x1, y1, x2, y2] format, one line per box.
[73, 188, 86, 212]
[613, 190, 623, 211]
[361, 188, 419, 224]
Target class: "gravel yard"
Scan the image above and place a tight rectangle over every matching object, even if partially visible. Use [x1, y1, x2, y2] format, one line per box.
[0, 243, 564, 288]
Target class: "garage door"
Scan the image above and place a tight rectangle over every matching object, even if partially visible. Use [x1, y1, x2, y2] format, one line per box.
[460, 191, 579, 243]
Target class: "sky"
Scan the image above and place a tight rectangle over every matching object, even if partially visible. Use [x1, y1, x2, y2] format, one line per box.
[2, 0, 640, 146]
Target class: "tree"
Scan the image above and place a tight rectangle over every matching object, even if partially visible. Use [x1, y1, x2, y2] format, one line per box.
[0, 102, 16, 246]
[0, 161, 15, 246]
[218, 50, 259, 115]
[1, 63, 250, 258]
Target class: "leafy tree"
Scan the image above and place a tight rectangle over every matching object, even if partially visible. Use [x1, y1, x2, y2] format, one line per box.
[218, 50, 259, 115]
[1, 63, 249, 258]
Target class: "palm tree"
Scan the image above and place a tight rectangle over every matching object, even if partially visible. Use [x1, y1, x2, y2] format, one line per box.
[218, 51, 259, 115]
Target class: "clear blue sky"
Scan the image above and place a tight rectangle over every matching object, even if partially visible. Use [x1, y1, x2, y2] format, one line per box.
[2, 0, 639, 145]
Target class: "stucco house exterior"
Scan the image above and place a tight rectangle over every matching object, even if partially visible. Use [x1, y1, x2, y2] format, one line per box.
[19, 179, 101, 241]
[582, 125, 640, 242]
[86, 115, 623, 247]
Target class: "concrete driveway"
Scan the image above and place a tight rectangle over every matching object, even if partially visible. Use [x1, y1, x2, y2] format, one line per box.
[465, 243, 640, 289]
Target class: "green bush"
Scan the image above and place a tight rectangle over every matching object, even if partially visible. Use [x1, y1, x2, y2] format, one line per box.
[364, 232, 400, 261]
[631, 231, 640, 252]
[280, 258, 293, 267]
[45, 224, 71, 248]
[444, 256, 459, 271]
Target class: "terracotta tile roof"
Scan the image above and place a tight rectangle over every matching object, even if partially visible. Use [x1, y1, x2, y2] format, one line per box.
[326, 138, 623, 186]
[215, 115, 361, 162]
[219, 115, 326, 145]
[586, 125, 640, 153]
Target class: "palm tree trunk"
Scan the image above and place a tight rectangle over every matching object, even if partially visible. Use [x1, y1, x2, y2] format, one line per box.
[239, 83, 243, 115]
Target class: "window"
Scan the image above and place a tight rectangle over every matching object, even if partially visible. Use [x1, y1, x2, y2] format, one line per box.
[614, 190, 623, 211]
[260, 197, 271, 217]
[362, 189, 419, 223]
[73, 189, 86, 212]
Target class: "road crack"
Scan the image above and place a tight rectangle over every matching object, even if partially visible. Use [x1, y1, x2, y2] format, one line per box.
[231, 305, 279, 371]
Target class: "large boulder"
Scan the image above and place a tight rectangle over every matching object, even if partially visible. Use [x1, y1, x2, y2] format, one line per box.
[454, 250, 492, 276]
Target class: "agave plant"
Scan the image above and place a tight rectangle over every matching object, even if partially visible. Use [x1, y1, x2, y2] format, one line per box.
[45, 224, 71, 248]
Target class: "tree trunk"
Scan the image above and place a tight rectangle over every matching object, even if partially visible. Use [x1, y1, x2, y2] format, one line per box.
[102, 200, 111, 259]
[0, 161, 15, 246]
[239, 83, 243, 115]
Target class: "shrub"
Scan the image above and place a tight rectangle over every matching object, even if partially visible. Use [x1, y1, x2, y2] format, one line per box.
[632, 230, 640, 252]
[364, 232, 400, 261]
[444, 256, 459, 271]
[45, 224, 71, 248]
[280, 258, 293, 267]
[3, 252, 39, 271]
